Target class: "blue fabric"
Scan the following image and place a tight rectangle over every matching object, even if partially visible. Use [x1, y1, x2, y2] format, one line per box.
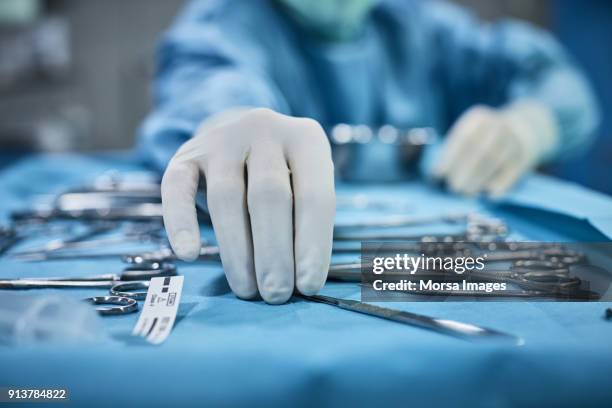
[550, 0, 612, 194]
[499, 173, 612, 239]
[0, 153, 611, 407]
[137, 0, 600, 172]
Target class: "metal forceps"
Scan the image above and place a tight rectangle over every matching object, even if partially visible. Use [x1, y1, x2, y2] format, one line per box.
[298, 294, 522, 344]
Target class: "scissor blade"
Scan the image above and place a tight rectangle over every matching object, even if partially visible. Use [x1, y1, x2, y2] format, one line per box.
[302, 294, 522, 344]
[0, 279, 115, 289]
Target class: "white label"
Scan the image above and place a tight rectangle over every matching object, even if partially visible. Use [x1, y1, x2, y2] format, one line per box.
[132, 276, 184, 345]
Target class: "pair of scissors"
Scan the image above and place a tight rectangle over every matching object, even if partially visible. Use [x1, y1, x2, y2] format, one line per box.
[0, 262, 177, 314]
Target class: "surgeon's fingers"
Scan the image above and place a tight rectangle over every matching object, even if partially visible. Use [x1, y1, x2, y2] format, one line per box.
[287, 120, 335, 295]
[447, 123, 501, 194]
[246, 142, 295, 304]
[449, 122, 518, 195]
[433, 106, 495, 178]
[161, 160, 201, 261]
[461, 137, 516, 196]
[486, 158, 529, 198]
[204, 158, 258, 299]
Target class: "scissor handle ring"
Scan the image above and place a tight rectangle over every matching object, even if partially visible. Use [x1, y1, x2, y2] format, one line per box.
[84, 296, 138, 315]
[110, 281, 150, 300]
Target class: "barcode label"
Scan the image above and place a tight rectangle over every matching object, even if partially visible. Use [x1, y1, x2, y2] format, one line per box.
[132, 276, 184, 345]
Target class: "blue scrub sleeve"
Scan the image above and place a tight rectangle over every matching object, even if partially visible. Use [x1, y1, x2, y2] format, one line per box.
[137, 0, 289, 172]
[423, 0, 601, 159]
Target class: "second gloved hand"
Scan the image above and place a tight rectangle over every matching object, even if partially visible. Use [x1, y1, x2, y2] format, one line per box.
[433, 101, 559, 197]
[162, 108, 335, 304]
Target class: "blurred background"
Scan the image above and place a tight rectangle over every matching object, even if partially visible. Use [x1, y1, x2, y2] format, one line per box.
[0, 0, 609, 193]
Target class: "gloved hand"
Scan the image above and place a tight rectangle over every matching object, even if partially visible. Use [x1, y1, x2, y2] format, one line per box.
[161, 108, 335, 304]
[432, 101, 559, 197]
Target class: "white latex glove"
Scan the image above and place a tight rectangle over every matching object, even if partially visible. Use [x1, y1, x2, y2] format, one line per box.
[161, 108, 335, 304]
[432, 101, 559, 197]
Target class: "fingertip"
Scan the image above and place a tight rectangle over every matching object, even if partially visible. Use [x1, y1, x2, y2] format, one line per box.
[260, 286, 293, 305]
[296, 274, 325, 296]
[251, 266, 294, 306]
[296, 261, 328, 296]
[171, 230, 201, 261]
[229, 281, 259, 300]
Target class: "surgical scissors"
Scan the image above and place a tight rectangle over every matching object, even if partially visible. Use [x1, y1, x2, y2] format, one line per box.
[0, 261, 175, 292]
[0, 262, 176, 315]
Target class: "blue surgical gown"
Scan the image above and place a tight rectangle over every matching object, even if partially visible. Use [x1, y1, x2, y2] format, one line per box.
[138, 0, 600, 172]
